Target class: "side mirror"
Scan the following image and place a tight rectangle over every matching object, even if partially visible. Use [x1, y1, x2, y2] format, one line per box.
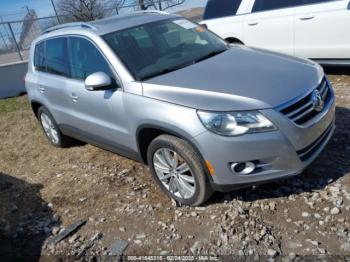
[85, 72, 113, 91]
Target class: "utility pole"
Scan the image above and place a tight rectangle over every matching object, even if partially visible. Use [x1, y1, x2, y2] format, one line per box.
[50, 0, 61, 23]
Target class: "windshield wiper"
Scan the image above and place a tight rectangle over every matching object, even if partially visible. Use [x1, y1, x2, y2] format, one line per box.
[141, 61, 195, 81]
[193, 49, 227, 64]
[141, 49, 227, 81]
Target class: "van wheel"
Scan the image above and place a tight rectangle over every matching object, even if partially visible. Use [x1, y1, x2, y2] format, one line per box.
[38, 107, 72, 148]
[147, 135, 213, 206]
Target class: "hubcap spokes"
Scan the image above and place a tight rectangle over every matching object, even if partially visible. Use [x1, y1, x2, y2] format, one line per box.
[41, 113, 59, 144]
[153, 148, 195, 199]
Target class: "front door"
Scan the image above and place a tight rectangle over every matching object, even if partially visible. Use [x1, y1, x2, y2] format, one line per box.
[64, 36, 130, 150]
[244, 0, 296, 55]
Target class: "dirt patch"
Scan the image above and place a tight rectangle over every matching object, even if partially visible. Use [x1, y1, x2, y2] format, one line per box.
[0, 68, 350, 260]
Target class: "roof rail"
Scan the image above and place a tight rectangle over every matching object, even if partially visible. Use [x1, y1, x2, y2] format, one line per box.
[43, 22, 96, 34]
[134, 10, 169, 15]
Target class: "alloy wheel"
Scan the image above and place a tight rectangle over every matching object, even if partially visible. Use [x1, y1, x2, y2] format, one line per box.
[40, 113, 59, 145]
[153, 148, 196, 199]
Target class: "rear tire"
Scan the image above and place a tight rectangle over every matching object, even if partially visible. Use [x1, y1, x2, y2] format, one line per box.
[37, 106, 72, 148]
[147, 135, 213, 206]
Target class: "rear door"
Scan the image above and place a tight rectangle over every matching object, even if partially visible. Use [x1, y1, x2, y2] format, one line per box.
[33, 37, 73, 126]
[294, 0, 350, 59]
[244, 0, 298, 55]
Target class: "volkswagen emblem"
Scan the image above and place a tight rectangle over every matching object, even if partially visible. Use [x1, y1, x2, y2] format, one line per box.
[311, 90, 324, 112]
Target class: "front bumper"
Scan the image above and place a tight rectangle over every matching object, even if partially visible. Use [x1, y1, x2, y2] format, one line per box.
[192, 85, 336, 192]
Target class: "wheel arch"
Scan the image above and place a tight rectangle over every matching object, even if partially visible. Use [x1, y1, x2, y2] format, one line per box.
[136, 124, 214, 182]
[31, 100, 44, 119]
[225, 37, 244, 45]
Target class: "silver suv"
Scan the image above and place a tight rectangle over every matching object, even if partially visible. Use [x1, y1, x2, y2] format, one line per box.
[25, 11, 335, 206]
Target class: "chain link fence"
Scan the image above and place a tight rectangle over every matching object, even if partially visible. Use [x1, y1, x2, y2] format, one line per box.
[0, 5, 141, 66]
[0, 16, 60, 65]
[0, 1, 202, 66]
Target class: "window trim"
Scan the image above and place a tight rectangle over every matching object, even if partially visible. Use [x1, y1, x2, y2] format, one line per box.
[33, 34, 123, 89]
[203, 0, 244, 20]
[34, 41, 46, 73]
[249, 0, 342, 14]
[33, 36, 70, 80]
[251, 0, 300, 14]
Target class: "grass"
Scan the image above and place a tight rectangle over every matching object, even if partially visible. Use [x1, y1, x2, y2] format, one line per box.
[0, 96, 29, 115]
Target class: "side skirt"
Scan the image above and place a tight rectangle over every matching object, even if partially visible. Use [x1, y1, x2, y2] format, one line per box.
[59, 124, 143, 163]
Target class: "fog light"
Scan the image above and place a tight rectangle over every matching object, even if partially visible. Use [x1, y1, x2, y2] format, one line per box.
[230, 162, 256, 175]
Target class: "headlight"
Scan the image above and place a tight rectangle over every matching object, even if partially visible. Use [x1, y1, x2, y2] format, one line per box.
[197, 111, 276, 136]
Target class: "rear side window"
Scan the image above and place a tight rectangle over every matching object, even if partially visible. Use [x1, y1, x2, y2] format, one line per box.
[46, 38, 69, 77]
[34, 42, 46, 72]
[252, 0, 298, 12]
[203, 0, 242, 20]
[67, 37, 113, 80]
[301, 0, 336, 4]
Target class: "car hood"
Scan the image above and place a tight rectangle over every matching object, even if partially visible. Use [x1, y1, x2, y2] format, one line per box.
[142, 46, 324, 111]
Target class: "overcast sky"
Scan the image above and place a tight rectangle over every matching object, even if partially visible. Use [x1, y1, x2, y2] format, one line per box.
[0, 0, 208, 22]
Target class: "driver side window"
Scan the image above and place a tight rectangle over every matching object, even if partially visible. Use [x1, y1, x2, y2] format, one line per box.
[67, 37, 113, 80]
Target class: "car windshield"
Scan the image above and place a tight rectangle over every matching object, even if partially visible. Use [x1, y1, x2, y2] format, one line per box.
[103, 18, 228, 81]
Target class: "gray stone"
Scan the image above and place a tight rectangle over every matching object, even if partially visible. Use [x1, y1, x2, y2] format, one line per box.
[90, 232, 103, 242]
[190, 241, 200, 254]
[135, 233, 146, 239]
[302, 212, 310, 217]
[289, 252, 297, 260]
[108, 240, 129, 256]
[134, 239, 142, 245]
[190, 212, 198, 217]
[267, 249, 278, 257]
[68, 234, 80, 244]
[341, 243, 350, 252]
[330, 207, 340, 215]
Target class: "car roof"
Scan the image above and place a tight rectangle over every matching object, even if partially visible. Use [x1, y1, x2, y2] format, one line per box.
[44, 12, 180, 37]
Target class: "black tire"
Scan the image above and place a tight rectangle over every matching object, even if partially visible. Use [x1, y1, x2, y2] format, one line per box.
[37, 106, 72, 148]
[147, 135, 213, 206]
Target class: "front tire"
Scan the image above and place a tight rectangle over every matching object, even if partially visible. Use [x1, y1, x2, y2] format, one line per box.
[38, 107, 71, 148]
[147, 135, 213, 206]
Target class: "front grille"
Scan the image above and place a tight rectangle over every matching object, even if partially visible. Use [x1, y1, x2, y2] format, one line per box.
[297, 123, 334, 162]
[280, 78, 331, 126]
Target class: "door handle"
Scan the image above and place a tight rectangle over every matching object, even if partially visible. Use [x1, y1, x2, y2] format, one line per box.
[38, 86, 45, 93]
[299, 16, 314, 21]
[248, 22, 259, 26]
[70, 93, 79, 102]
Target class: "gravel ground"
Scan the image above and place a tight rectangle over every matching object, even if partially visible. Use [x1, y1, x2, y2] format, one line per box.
[0, 68, 349, 261]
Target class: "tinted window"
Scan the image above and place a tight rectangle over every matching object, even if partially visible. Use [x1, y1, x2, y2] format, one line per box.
[252, 0, 298, 12]
[34, 41, 46, 72]
[68, 37, 113, 80]
[203, 0, 242, 20]
[46, 38, 69, 77]
[302, 0, 335, 4]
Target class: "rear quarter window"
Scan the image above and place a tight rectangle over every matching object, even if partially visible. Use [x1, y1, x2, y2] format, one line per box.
[203, 0, 242, 20]
[252, 0, 299, 12]
[34, 42, 46, 72]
